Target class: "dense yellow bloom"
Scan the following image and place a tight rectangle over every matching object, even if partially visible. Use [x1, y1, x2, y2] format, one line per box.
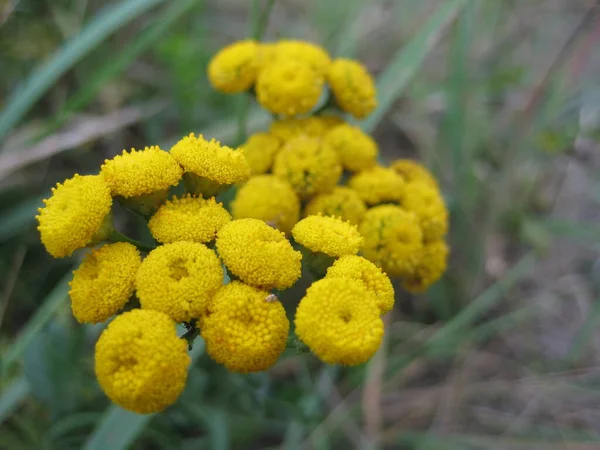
[272, 136, 341, 199]
[322, 124, 378, 172]
[240, 132, 282, 175]
[95, 309, 190, 414]
[295, 278, 383, 366]
[69, 243, 140, 324]
[390, 159, 439, 187]
[216, 219, 301, 289]
[256, 60, 324, 116]
[328, 58, 377, 119]
[101, 146, 182, 198]
[401, 240, 449, 293]
[208, 39, 259, 93]
[304, 187, 367, 225]
[401, 182, 448, 241]
[269, 117, 330, 142]
[231, 175, 300, 234]
[202, 282, 289, 373]
[348, 166, 405, 205]
[148, 195, 231, 244]
[292, 215, 363, 258]
[135, 242, 223, 322]
[170, 133, 250, 186]
[359, 205, 423, 278]
[273, 40, 331, 74]
[326, 255, 395, 315]
[37, 174, 113, 258]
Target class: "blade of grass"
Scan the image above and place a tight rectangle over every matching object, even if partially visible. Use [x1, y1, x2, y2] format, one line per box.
[0, 196, 44, 241]
[0, 377, 30, 425]
[564, 296, 600, 368]
[529, 218, 600, 246]
[0, 0, 167, 141]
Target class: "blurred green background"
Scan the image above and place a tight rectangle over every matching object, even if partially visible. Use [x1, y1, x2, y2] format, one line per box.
[2, 0, 600, 449]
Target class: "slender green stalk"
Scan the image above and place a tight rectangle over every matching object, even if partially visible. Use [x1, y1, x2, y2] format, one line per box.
[109, 230, 155, 253]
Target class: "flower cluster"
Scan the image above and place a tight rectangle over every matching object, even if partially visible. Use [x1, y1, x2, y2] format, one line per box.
[35, 36, 450, 415]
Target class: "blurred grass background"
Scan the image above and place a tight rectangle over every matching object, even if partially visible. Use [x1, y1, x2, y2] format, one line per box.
[2, 0, 600, 449]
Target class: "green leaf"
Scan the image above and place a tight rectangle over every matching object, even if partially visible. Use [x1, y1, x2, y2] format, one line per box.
[528, 219, 600, 246]
[0, 196, 44, 241]
[0, 377, 30, 425]
[0, 0, 168, 140]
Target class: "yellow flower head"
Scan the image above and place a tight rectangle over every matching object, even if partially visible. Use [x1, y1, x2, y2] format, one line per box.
[273, 136, 342, 199]
[240, 132, 282, 175]
[231, 175, 300, 234]
[327, 58, 377, 119]
[256, 60, 324, 116]
[304, 187, 367, 225]
[273, 39, 331, 74]
[390, 159, 439, 188]
[322, 124, 378, 172]
[37, 174, 112, 258]
[326, 255, 395, 315]
[401, 239, 449, 294]
[170, 133, 250, 186]
[148, 195, 231, 244]
[101, 146, 182, 198]
[95, 309, 190, 414]
[348, 166, 405, 205]
[201, 281, 289, 373]
[292, 215, 363, 258]
[69, 243, 141, 324]
[295, 278, 383, 366]
[208, 39, 259, 93]
[401, 182, 448, 242]
[359, 205, 423, 278]
[216, 218, 302, 290]
[269, 116, 330, 142]
[135, 242, 223, 322]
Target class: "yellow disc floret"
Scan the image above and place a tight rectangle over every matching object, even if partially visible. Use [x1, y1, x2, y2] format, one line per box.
[94, 309, 190, 414]
[400, 182, 448, 241]
[273, 136, 342, 199]
[348, 166, 405, 205]
[201, 281, 289, 373]
[148, 195, 230, 244]
[304, 187, 367, 225]
[328, 58, 377, 119]
[256, 60, 324, 116]
[401, 239, 449, 294]
[273, 39, 331, 74]
[135, 242, 223, 322]
[101, 146, 182, 198]
[240, 132, 282, 175]
[269, 116, 330, 142]
[216, 218, 302, 290]
[231, 175, 300, 234]
[292, 215, 363, 258]
[208, 39, 259, 93]
[295, 278, 383, 366]
[36, 174, 113, 258]
[69, 243, 141, 323]
[359, 205, 423, 278]
[322, 124, 378, 172]
[326, 255, 395, 315]
[390, 159, 439, 188]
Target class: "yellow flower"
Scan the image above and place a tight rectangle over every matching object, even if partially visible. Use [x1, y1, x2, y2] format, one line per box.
[272, 136, 341, 199]
[231, 175, 300, 234]
[390, 159, 439, 187]
[401, 182, 448, 241]
[326, 255, 395, 315]
[401, 239, 449, 293]
[201, 281, 289, 373]
[295, 278, 383, 366]
[135, 242, 223, 322]
[348, 166, 405, 205]
[256, 60, 324, 116]
[170, 133, 250, 195]
[292, 215, 363, 258]
[304, 187, 367, 225]
[240, 132, 282, 175]
[36, 174, 113, 258]
[101, 146, 182, 198]
[273, 39, 331, 74]
[95, 309, 190, 414]
[148, 195, 230, 244]
[359, 205, 423, 278]
[216, 218, 302, 290]
[208, 40, 259, 93]
[327, 58, 377, 119]
[69, 243, 141, 324]
[322, 124, 378, 172]
[269, 116, 330, 142]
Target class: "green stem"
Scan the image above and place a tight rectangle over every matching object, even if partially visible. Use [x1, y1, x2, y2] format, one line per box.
[109, 230, 155, 253]
[181, 320, 200, 350]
